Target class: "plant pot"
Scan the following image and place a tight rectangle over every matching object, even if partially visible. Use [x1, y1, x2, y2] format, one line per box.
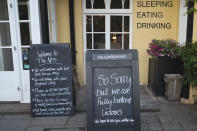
[148, 57, 184, 96]
[164, 74, 184, 101]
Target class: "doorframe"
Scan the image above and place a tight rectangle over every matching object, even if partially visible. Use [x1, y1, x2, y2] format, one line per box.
[11, 0, 41, 103]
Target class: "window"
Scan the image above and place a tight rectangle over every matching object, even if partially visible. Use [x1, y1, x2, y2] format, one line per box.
[0, 0, 14, 71]
[86, 15, 105, 49]
[83, 0, 132, 50]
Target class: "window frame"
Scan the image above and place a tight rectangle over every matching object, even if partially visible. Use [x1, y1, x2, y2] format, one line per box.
[83, 0, 133, 51]
[83, 0, 133, 14]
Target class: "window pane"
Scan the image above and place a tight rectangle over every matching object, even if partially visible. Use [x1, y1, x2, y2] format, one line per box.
[0, 0, 9, 20]
[93, 16, 105, 32]
[20, 23, 32, 45]
[86, 15, 92, 32]
[111, 0, 122, 9]
[87, 34, 92, 49]
[111, 34, 122, 49]
[111, 16, 122, 32]
[22, 48, 30, 70]
[93, 0, 105, 9]
[124, 16, 129, 32]
[0, 48, 14, 71]
[18, 0, 30, 20]
[124, 34, 129, 49]
[86, 0, 91, 9]
[0, 23, 11, 46]
[124, 0, 130, 9]
[94, 34, 105, 49]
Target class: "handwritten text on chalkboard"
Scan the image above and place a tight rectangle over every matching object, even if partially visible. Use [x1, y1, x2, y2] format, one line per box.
[93, 68, 134, 126]
[30, 45, 73, 117]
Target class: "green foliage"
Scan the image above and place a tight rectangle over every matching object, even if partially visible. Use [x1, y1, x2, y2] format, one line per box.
[179, 42, 197, 86]
[186, 0, 197, 5]
[187, 7, 197, 14]
[186, 0, 197, 14]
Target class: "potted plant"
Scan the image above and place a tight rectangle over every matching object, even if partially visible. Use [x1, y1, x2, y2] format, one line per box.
[147, 39, 179, 58]
[147, 39, 183, 96]
[179, 41, 197, 86]
[178, 41, 197, 102]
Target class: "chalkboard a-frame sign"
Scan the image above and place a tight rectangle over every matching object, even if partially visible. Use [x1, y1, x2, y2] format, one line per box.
[86, 50, 140, 131]
[30, 44, 73, 117]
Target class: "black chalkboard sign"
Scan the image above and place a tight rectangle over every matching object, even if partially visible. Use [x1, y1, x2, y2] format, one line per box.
[86, 50, 140, 131]
[30, 44, 73, 117]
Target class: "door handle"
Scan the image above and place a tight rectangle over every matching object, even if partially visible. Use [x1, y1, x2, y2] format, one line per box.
[10, 3, 12, 8]
[14, 46, 16, 51]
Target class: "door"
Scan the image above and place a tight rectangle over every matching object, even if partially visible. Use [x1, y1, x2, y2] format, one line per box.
[0, 0, 41, 102]
[0, 0, 20, 101]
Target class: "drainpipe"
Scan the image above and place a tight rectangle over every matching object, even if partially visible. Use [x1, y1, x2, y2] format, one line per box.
[69, 0, 76, 65]
[186, 2, 194, 42]
[39, 0, 50, 43]
[181, 2, 195, 99]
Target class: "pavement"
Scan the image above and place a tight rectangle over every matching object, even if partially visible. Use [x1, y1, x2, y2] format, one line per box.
[0, 86, 197, 131]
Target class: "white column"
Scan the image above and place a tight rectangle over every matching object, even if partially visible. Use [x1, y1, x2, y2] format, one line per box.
[30, 0, 41, 44]
[178, 0, 188, 45]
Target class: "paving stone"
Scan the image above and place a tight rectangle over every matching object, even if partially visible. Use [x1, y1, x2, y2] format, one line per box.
[141, 122, 161, 131]
[26, 125, 67, 131]
[156, 113, 174, 122]
[186, 105, 197, 120]
[30, 116, 69, 126]
[48, 127, 85, 131]
[180, 121, 197, 131]
[148, 122, 162, 131]
[140, 86, 160, 111]
[141, 113, 162, 131]
[65, 113, 86, 128]
[159, 105, 178, 113]
[0, 119, 31, 131]
[141, 113, 158, 123]
[3, 114, 32, 120]
[185, 127, 197, 131]
[193, 112, 197, 120]
[141, 122, 162, 131]
[25, 126, 44, 131]
[0, 115, 3, 120]
[172, 113, 195, 123]
[161, 121, 184, 131]
[0, 104, 30, 114]
[157, 111, 195, 123]
[141, 123, 150, 131]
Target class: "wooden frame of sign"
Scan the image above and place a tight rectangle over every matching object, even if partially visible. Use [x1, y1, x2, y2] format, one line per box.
[30, 44, 73, 117]
[86, 50, 140, 131]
